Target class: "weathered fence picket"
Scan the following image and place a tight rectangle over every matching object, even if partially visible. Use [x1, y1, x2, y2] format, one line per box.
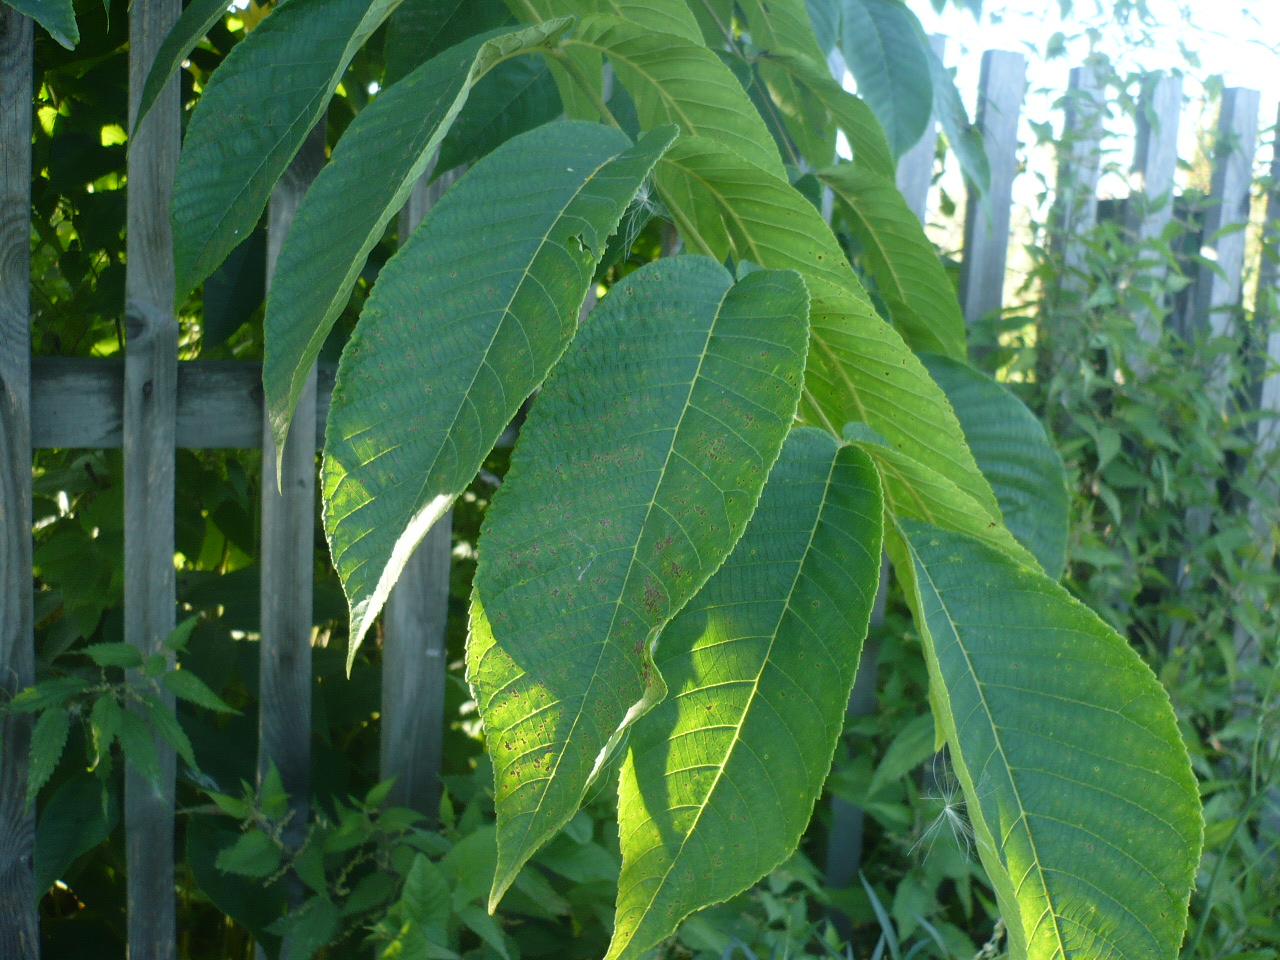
[959, 50, 1027, 332]
[895, 35, 946, 223]
[380, 164, 465, 819]
[123, 1, 181, 957]
[0, 11, 36, 960]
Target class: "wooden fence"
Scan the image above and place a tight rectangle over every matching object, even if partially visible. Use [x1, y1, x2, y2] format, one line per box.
[2, 9, 1279, 958]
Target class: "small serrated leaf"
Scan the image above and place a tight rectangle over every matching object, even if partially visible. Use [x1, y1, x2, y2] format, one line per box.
[83, 642, 144, 669]
[142, 696, 196, 770]
[88, 693, 123, 771]
[163, 668, 238, 714]
[27, 709, 72, 807]
[116, 708, 162, 790]
[215, 828, 283, 878]
[164, 614, 201, 652]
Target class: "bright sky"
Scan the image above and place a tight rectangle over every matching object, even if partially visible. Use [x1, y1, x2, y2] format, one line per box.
[913, 0, 1280, 210]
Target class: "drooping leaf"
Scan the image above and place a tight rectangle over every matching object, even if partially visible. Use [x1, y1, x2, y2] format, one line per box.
[898, 520, 1202, 960]
[567, 14, 786, 180]
[756, 48, 895, 179]
[654, 136, 1001, 527]
[201, 225, 266, 350]
[163, 668, 239, 714]
[216, 828, 283, 877]
[804, 0, 841, 53]
[322, 120, 676, 662]
[3, 0, 78, 49]
[403, 853, 453, 940]
[498, 0, 607, 120]
[383, 0, 513, 84]
[836, 0, 933, 157]
[35, 773, 118, 894]
[264, 21, 572, 453]
[27, 708, 71, 807]
[821, 163, 965, 359]
[608, 429, 884, 960]
[436, 54, 562, 171]
[924, 40, 990, 195]
[737, 0, 836, 167]
[920, 354, 1068, 577]
[685, 0, 734, 46]
[171, 0, 402, 301]
[142, 696, 197, 769]
[469, 257, 810, 908]
[279, 896, 340, 960]
[116, 708, 162, 789]
[83, 641, 145, 669]
[133, 0, 233, 135]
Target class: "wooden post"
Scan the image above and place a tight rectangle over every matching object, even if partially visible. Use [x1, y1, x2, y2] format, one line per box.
[259, 123, 326, 835]
[1040, 61, 1107, 383]
[124, 0, 181, 957]
[380, 165, 464, 818]
[1125, 72, 1183, 359]
[1186, 87, 1260, 354]
[0, 12, 37, 959]
[895, 36, 946, 224]
[958, 50, 1027, 344]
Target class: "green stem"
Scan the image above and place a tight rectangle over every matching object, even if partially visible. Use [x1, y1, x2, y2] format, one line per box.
[545, 48, 622, 130]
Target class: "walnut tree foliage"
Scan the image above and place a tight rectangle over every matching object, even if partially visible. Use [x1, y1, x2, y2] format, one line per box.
[66, 0, 1206, 956]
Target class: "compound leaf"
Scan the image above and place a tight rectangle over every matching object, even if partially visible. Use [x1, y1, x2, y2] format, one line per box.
[323, 120, 676, 663]
[469, 257, 810, 908]
[171, 0, 401, 301]
[899, 521, 1202, 960]
[608, 429, 883, 960]
[264, 21, 571, 454]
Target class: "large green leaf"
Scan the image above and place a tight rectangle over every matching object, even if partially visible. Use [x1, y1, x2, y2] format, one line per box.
[4, 0, 78, 48]
[170, 0, 402, 301]
[436, 54, 562, 171]
[323, 120, 676, 661]
[654, 136, 1001, 527]
[921, 354, 1068, 577]
[567, 15, 786, 180]
[737, 0, 836, 167]
[837, 0, 932, 157]
[264, 22, 570, 454]
[821, 163, 965, 359]
[134, 0, 233, 135]
[755, 48, 895, 179]
[468, 257, 810, 908]
[924, 40, 990, 195]
[384, 0, 512, 84]
[608, 429, 883, 960]
[899, 521, 1202, 960]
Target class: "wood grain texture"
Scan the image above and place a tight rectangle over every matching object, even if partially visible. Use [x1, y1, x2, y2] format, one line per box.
[379, 165, 464, 818]
[259, 122, 326, 834]
[894, 35, 945, 224]
[31, 358, 336, 450]
[958, 50, 1026, 337]
[1188, 87, 1260, 351]
[124, 1, 181, 958]
[0, 12, 37, 960]
[1126, 72, 1182, 357]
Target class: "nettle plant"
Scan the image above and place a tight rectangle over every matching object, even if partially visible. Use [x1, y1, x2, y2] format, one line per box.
[135, 0, 1207, 956]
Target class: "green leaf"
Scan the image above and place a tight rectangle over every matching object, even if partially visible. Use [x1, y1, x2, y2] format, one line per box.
[756, 48, 896, 179]
[7, 676, 90, 713]
[116, 708, 162, 790]
[216, 828, 283, 877]
[821, 163, 965, 360]
[162, 666, 238, 714]
[920, 354, 1069, 577]
[265, 21, 572, 454]
[3, 0, 78, 49]
[436, 54, 563, 171]
[171, 0, 402, 301]
[27, 708, 71, 807]
[899, 520, 1202, 960]
[280, 896, 340, 960]
[923, 41, 989, 195]
[567, 14, 786, 180]
[607, 429, 884, 960]
[164, 614, 201, 652]
[384, 0, 513, 84]
[403, 852, 453, 938]
[459, 904, 510, 958]
[469, 257, 810, 908]
[142, 696, 197, 769]
[737, 0, 836, 167]
[133, 0, 232, 136]
[88, 692, 123, 770]
[35, 773, 118, 894]
[654, 136, 1001, 528]
[82, 641, 144, 669]
[322, 120, 676, 663]
[836, 0, 933, 156]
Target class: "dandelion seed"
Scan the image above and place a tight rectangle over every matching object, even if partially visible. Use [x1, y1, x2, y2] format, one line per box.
[911, 751, 975, 861]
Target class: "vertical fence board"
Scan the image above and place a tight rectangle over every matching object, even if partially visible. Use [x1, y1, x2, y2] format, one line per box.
[259, 123, 326, 837]
[959, 50, 1026, 336]
[380, 166, 464, 818]
[1188, 87, 1260, 349]
[895, 36, 946, 223]
[124, 1, 181, 957]
[1126, 72, 1183, 356]
[0, 12, 37, 960]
